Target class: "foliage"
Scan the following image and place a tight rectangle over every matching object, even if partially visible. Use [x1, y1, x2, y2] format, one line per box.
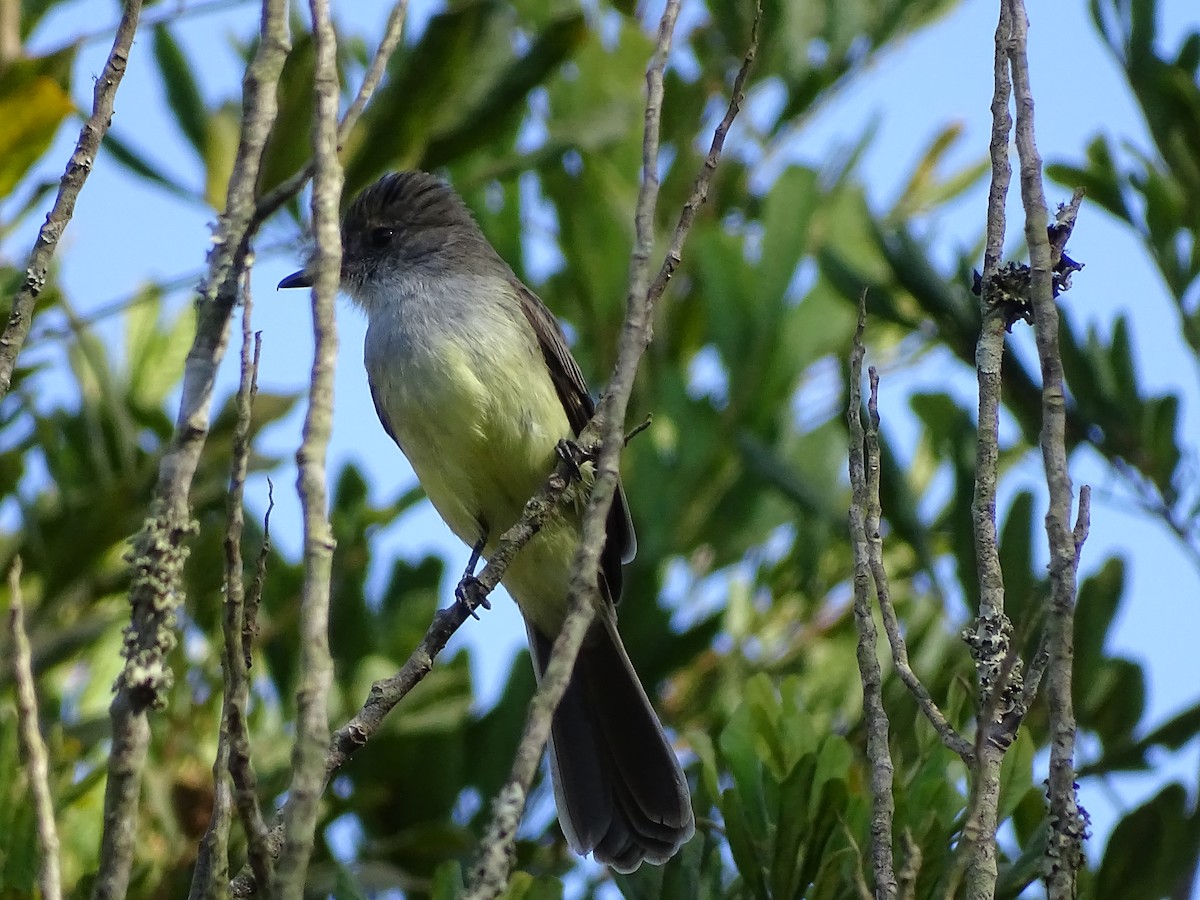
[0, 0, 1198, 897]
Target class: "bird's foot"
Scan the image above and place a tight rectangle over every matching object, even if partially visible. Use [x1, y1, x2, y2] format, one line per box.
[555, 438, 591, 483]
[455, 574, 492, 619]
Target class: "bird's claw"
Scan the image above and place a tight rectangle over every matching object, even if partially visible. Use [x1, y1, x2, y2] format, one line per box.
[555, 438, 588, 483]
[455, 574, 491, 619]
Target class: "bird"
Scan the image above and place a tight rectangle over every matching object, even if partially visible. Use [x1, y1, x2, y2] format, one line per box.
[278, 170, 694, 872]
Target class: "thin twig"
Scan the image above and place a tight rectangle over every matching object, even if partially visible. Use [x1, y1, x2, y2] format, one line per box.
[233, 5, 761, 892]
[8, 558, 63, 900]
[272, 0, 341, 895]
[463, 0, 685, 893]
[251, 0, 410, 228]
[92, 3, 290, 897]
[189, 279, 269, 899]
[846, 299, 897, 900]
[244, 481, 273, 672]
[647, 1, 759, 310]
[227, 454, 582, 897]
[960, 2, 1016, 895]
[897, 829, 922, 900]
[1006, 0, 1087, 893]
[0, 0, 143, 401]
[862, 367, 973, 761]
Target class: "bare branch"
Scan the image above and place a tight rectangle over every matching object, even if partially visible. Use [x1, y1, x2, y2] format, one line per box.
[8, 558, 63, 900]
[1007, 0, 1087, 893]
[0, 0, 143, 400]
[189, 281, 269, 899]
[251, 0, 411, 227]
[647, 0, 759, 309]
[860, 367, 974, 762]
[959, 2, 1016, 894]
[463, 1, 687, 892]
[272, 0, 342, 894]
[92, 2, 291, 897]
[846, 298, 897, 900]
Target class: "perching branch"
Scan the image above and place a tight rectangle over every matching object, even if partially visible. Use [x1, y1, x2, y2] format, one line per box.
[8, 558, 63, 900]
[846, 302, 897, 900]
[464, 3, 761, 894]
[463, 1, 685, 892]
[91, 3, 290, 898]
[231, 5, 758, 893]
[0, 0, 143, 401]
[272, 0, 342, 895]
[227, 453, 586, 897]
[1005, 0, 1088, 893]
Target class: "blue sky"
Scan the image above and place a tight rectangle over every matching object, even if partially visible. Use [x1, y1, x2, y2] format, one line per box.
[7, 0, 1199, 879]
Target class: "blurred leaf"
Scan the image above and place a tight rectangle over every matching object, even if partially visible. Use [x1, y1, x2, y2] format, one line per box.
[1096, 784, 1196, 900]
[0, 74, 73, 198]
[203, 102, 243, 209]
[151, 24, 209, 158]
[889, 122, 988, 220]
[100, 130, 198, 201]
[257, 31, 317, 201]
[424, 13, 586, 168]
[343, 1, 508, 196]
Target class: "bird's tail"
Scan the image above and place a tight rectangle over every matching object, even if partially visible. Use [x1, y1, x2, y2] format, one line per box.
[526, 620, 695, 873]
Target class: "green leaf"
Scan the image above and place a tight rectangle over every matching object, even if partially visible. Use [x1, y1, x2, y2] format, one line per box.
[759, 166, 821, 305]
[997, 728, 1035, 824]
[257, 32, 317, 202]
[0, 72, 73, 198]
[100, 130, 198, 201]
[1073, 558, 1125, 697]
[343, 1, 507, 197]
[430, 860, 465, 900]
[203, 101, 243, 209]
[1096, 784, 1194, 900]
[151, 24, 209, 158]
[423, 13, 587, 168]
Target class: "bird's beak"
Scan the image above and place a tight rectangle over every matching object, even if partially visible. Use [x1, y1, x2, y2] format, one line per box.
[277, 269, 313, 289]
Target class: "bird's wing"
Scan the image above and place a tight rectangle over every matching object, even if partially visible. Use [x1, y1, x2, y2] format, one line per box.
[514, 282, 638, 602]
[369, 377, 403, 450]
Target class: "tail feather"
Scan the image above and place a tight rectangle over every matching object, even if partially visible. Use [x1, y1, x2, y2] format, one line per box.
[527, 621, 694, 873]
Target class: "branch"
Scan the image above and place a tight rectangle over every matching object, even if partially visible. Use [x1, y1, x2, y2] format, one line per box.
[251, 0, 411, 227]
[8, 558, 63, 900]
[272, 0, 342, 894]
[233, 5, 760, 892]
[1008, 2, 1088, 889]
[188, 281, 269, 899]
[227, 453, 583, 896]
[846, 299, 897, 900]
[91, 3, 290, 897]
[0, 0, 143, 401]
[646, 0, 759, 309]
[959, 3, 1017, 895]
[465, 1, 765, 892]
[463, 1, 684, 892]
[863, 368, 973, 761]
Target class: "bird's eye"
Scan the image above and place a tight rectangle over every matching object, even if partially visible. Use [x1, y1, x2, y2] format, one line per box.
[368, 227, 395, 249]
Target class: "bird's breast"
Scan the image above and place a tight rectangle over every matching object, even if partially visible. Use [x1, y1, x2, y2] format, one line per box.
[364, 301, 572, 547]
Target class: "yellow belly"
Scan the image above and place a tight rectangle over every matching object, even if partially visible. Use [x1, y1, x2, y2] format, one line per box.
[379, 335, 582, 635]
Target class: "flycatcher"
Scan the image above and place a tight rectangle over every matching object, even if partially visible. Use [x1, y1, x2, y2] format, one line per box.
[279, 171, 694, 872]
